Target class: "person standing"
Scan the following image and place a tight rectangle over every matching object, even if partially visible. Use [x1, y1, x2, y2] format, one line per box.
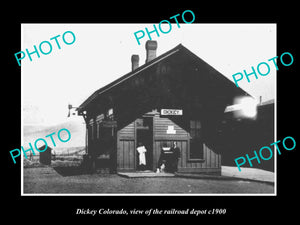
[171, 142, 180, 172]
[157, 142, 171, 172]
[137, 142, 147, 170]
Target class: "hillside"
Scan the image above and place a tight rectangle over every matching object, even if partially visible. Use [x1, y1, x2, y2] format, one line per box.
[23, 117, 86, 154]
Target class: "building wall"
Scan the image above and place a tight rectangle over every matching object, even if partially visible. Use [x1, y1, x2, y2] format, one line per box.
[116, 113, 221, 174]
[117, 122, 135, 171]
[153, 115, 221, 174]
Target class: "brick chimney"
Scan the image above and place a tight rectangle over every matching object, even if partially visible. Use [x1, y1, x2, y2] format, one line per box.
[145, 40, 157, 63]
[131, 54, 139, 71]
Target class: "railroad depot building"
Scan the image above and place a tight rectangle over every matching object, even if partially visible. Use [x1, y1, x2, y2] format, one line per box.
[77, 40, 251, 174]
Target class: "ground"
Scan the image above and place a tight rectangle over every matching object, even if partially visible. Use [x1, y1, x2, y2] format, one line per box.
[23, 167, 274, 194]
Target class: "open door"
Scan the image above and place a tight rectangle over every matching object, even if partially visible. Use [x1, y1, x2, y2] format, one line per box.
[136, 117, 153, 171]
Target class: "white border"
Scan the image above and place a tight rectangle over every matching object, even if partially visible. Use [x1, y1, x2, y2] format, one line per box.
[21, 23, 277, 196]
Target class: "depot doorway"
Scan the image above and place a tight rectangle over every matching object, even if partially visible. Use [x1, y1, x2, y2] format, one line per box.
[136, 117, 153, 171]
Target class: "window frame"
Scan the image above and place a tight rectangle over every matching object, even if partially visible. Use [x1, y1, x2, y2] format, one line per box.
[188, 120, 205, 162]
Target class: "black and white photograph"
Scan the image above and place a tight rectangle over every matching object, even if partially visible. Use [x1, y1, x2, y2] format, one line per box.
[4, 6, 298, 220]
[21, 23, 276, 195]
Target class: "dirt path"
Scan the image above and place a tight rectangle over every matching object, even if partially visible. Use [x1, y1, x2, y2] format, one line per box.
[23, 167, 274, 194]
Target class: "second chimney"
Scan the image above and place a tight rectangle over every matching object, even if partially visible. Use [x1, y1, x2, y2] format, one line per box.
[131, 54, 139, 71]
[145, 40, 157, 63]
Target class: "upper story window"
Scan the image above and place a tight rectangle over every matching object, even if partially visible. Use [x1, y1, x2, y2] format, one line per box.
[106, 108, 114, 120]
[189, 120, 204, 160]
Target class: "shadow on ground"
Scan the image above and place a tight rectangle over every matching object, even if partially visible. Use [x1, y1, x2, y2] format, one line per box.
[53, 166, 88, 177]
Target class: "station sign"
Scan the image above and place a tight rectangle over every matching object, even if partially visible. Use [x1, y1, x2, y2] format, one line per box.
[161, 109, 183, 116]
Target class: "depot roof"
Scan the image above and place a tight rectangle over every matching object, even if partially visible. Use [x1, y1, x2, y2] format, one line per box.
[77, 43, 249, 114]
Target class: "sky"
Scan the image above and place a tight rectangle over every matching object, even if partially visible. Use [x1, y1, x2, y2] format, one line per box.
[21, 23, 276, 126]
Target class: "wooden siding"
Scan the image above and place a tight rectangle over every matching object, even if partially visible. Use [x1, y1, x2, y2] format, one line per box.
[154, 140, 221, 169]
[154, 115, 221, 172]
[116, 114, 221, 173]
[117, 121, 135, 171]
[118, 122, 135, 138]
[117, 139, 135, 171]
[154, 116, 188, 139]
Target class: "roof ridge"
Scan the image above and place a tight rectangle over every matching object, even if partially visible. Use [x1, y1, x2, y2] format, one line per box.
[78, 43, 184, 111]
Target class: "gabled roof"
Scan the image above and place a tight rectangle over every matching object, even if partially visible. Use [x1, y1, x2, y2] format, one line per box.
[77, 43, 249, 113]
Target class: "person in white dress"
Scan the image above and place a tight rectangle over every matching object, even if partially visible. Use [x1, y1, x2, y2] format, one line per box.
[137, 142, 147, 170]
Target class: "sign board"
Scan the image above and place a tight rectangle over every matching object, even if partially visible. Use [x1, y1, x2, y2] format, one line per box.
[161, 109, 183, 116]
[102, 120, 117, 128]
[166, 126, 176, 134]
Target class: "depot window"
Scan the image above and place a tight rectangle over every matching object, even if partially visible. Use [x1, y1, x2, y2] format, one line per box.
[189, 120, 204, 160]
[88, 119, 94, 141]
